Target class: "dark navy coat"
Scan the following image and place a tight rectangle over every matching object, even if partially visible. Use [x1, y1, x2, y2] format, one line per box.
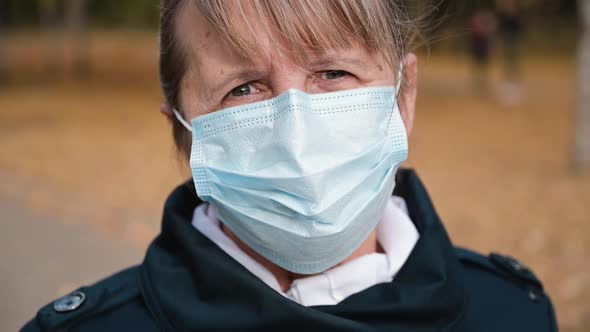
[22, 169, 558, 331]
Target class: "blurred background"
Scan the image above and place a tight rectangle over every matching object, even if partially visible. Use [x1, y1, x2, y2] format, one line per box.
[0, 0, 588, 331]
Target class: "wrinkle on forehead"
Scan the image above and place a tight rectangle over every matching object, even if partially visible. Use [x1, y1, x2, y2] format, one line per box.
[189, 0, 398, 69]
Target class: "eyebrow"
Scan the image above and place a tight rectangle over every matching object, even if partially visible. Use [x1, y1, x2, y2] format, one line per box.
[307, 56, 366, 70]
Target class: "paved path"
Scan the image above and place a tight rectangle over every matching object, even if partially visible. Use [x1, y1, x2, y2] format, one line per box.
[0, 199, 143, 331]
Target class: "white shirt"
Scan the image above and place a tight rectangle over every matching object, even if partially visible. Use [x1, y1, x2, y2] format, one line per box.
[192, 196, 419, 307]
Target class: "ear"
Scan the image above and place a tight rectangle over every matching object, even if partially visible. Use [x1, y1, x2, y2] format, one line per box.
[160, 102, 173, 118]
[398, 53, 418, 137]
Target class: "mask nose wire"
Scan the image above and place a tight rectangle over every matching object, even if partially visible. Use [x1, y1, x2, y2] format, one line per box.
[173, 108, 193, 132]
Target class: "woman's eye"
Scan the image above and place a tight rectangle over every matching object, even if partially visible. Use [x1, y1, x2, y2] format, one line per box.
[229, 83, 258, 97]
[321, 70, 350, 80]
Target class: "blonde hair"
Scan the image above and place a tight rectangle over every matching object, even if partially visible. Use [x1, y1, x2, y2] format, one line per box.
[194, 0, 411, 68]
[160, 0, 416, 156]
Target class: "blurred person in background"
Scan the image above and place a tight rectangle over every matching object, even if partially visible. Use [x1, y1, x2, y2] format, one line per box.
[22, 1, 558, 331]
[496, 0, 525, 105]
[64, 0, 90, 76]
[39, 0, 62, 74]
[469, 9, 497, 94]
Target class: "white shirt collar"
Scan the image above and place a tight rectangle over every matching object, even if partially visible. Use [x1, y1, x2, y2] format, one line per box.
[192, 196, 419, 307]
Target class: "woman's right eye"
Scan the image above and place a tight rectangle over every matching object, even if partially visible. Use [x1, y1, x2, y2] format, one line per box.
[220, 81, 268, 108]
[229, 83, 259, 97]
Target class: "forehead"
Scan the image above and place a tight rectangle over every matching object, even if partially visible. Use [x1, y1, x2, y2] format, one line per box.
[174, 0, 398, 69]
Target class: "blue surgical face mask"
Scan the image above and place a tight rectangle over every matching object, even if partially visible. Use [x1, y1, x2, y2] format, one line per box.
[174, 85, 408, 274]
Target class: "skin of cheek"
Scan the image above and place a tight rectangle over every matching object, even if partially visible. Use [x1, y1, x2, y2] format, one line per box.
[179, 66, 205, 119]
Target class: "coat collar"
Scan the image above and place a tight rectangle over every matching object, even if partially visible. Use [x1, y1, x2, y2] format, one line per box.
[139, 169, 466, 331]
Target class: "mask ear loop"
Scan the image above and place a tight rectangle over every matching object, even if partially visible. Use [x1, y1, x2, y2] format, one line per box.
[383, 63, 406, 144]
[395, 64, 404, 99]
[173, 108, 193, 132]
[387, 64, 404, 124]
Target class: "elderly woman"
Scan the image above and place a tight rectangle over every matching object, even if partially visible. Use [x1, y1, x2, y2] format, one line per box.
[23, 1, 557, 331]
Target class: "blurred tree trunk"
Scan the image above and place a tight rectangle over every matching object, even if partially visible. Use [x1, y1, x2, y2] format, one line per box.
[575, 0, 590, 172]
[65, 0, 90, 76]
[0, 18, 5, 83]
[39, 0, 62, 74]
[0, 0, 8, 83]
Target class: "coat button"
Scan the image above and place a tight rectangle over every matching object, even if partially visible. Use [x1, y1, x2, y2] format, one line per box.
[528, 289, 540, 302]
[490, 253, 534, 276]
[504, 256, 530, 274]
[53, 291, 86, 312]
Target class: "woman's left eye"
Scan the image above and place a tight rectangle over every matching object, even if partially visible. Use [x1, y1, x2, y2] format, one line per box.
[321, 70, 350, 80]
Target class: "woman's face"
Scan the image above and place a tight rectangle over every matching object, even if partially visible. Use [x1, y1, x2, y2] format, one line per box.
[174, 4, 417, 134]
